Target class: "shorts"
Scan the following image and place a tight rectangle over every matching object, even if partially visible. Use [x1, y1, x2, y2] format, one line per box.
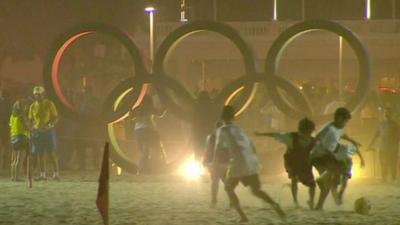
[32, 128, 57, 155]
[311, 153, 341, 175]
[225, 174, 261, 190]
[284, 155, 315, 187]
[11, 135, 29, 151]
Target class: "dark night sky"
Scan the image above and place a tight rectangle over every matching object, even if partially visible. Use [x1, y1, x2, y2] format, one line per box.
[0, 0, 398, 60]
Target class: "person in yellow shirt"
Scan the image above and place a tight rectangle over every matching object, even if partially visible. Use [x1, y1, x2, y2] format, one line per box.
[29, 86, 60, 181]
[9, 99, 30, 182]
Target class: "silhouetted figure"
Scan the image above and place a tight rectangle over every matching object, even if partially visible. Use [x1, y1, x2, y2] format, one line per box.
[76, 87, 101, 171]
[192, 91, 217, 161]
[131, 94, 166, 174]
[0, 89, 12, 171]
[368, 107, 400, 181]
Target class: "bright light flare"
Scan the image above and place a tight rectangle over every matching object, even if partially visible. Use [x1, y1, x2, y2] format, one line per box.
[117, 166, 122, 176]
[179, 154, 205, 180]
[349, 154, 368, 179]
[273, 0, 278, 21]
[365, 0, 371, 19]
[145, 6, 155, 13]
[351, 163, 365, 179]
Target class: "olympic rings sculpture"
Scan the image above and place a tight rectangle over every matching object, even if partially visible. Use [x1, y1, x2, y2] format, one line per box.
[44, 20, 372, 174]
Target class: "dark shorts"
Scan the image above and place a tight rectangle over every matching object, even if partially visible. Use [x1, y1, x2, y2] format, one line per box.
[225, 174, 261, 189]
[11, 135, 29, 151]
[32, 128, 57, 155]
[311, 153, 341, 175]
[284, 155, 315, 187]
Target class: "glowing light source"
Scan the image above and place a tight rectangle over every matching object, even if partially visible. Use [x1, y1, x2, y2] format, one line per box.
[117, 167, 122, 176]
[273, 0, 278, 21]
[179, 154, 205, 180]
[365, 0, 371, 19]
[144, 6, 155, 13]
[351, 159, 365, 179]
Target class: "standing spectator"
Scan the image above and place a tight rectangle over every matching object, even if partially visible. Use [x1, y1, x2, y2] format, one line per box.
[368, 107, 400, 181]
[131, 94, 166, 174]
[192, 91, 218, 161]
[76, 87, 101, 171]
[9, 99, 30, 181]
[29, 86, 60, 181]
[0, 89, 12, 171]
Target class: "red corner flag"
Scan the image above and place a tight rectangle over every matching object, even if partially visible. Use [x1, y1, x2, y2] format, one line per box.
[96, 142, 109, 225]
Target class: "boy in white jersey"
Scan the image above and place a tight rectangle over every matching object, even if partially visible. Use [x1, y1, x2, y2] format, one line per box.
[331, 143, 365, 205]
[310, 107, 361, 210]
[214, 105, 285, 222]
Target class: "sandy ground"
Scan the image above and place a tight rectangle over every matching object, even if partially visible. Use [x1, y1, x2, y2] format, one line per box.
[1, 174, 400, 225]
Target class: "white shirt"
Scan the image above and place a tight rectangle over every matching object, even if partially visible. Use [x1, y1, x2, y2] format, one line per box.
[214, 123, 259, 178]
[311, 122, 344, 158]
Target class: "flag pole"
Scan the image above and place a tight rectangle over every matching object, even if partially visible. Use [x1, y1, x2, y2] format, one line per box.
[96, 142, 109, 225]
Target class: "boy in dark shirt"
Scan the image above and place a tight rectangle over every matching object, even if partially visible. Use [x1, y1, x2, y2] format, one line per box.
[255, 118, 316, 209]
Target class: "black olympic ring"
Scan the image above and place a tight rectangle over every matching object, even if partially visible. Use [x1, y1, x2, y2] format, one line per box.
[265, 20, 372, 122]
[44, 20, 372, 174]
[153, 21, 258, 119]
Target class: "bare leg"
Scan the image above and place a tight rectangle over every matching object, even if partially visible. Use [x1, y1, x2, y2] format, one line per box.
[14, 151, 21, 181]
[249, 183, 286, 220]
[337, 176, 348, 204]
[210, 171, 219, 207]
[40, 153, 47, 179]
[11, 151, 16, 181]
[290, 178, 299, 207]
[50, 152, 60, 179]
[331, 174, 341, 205]
[308, 184, 316, 209]
[224, 183, 248, 222]
[26, 150, 32, 188]
[315, 171, 334, 210]
[34, 153, 47, 181]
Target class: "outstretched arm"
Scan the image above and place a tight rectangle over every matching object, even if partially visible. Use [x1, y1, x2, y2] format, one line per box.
[342, 134, 361, 147]
[254, 132, 278, 137]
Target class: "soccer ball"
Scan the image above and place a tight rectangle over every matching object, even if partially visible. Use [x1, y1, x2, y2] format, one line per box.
[354, 197, 371, 215]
